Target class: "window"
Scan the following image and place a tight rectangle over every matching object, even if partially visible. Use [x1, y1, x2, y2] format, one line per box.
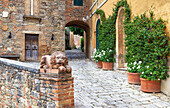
[31, 0, 34, 15]
[25, 0, 39, 16]
[74, 0, 83, 6]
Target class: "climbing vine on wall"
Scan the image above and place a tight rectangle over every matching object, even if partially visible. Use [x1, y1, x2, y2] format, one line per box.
[95, 9, 106, 22]
[95, 0, 131, 62]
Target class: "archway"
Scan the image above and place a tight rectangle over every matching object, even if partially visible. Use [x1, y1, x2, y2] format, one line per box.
[96, 19, 100, 49]
[116, 7, 127, 68]
[65, 20, 90, 58]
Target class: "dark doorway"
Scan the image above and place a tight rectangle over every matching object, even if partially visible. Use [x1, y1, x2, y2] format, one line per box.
[25, 34, 39, 61]
[96, 19, 100, 49]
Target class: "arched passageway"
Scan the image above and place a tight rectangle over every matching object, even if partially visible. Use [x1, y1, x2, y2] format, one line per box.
[65, 20, 90, 58]
[116, 7, 127, 68]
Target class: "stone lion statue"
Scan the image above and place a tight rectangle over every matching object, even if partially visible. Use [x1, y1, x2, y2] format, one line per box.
[40, 51, 71, 73]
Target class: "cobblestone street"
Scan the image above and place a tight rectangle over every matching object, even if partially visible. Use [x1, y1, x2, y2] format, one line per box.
[69, 59, 170, 108]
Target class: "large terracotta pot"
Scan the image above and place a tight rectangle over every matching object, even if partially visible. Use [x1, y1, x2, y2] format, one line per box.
[127, 72, 140, 84]
[97, 61, 102, 68]
[102, 62, 113, 70]
[140, 78, 161, 93]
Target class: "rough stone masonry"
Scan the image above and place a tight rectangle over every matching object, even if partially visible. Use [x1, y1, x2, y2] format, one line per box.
[0, 0, 90, 61]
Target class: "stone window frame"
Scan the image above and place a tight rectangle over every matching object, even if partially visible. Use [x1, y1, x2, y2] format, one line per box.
[25, 0, 40, 16]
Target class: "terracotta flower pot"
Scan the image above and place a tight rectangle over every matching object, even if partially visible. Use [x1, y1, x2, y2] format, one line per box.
[127, 72, 140, 84]
[97, 61, 102, 68]
[140, 78, 161, 93]
[102, 62, 113, 70]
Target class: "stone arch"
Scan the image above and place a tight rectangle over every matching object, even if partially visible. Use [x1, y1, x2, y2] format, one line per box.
[65, 20, 90, 58]
[116, 7, 127, 68]
[96, 19, 100, 49]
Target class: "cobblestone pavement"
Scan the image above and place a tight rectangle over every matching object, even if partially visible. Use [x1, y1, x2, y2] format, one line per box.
[69, 59, 170, 108]
[65, 49, 86, 59]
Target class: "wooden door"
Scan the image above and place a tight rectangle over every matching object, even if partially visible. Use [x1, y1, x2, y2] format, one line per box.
[25, 34, 39, 61]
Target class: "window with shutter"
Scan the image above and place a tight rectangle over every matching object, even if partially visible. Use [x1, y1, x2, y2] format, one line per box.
[74, 0, 83, 6]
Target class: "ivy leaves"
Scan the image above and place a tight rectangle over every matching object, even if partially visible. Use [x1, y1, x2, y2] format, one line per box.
[95, 0, 131, 63]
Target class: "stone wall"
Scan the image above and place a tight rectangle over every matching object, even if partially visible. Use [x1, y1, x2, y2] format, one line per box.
[69, 31, 74, 49]
[0, 0, 91, 61]
[0, 58, 74, 108]
[0, 0, 66, 61]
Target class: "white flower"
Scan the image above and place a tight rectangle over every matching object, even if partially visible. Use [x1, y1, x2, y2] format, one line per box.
[133, 56, 134, 57]
[150, 72, 152, 74]
[137, 65, 140, 69]
[158, 79, 160, 80]
[146, 66, 149, 68]
[142, 72, 144, 74]
[127, 67, 131, 70]
[134, 61, 137, 65]
[139, 61, 142, 64]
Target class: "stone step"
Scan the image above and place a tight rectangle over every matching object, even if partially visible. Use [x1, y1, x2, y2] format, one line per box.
[118, 68, 127, 71]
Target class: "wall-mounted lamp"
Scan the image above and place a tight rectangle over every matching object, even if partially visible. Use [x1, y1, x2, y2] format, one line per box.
[51, 34, 54, 41]
[8, 32, 12, 39]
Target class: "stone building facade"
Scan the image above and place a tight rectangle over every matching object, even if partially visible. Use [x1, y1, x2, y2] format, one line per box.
[89, 0, 170, 96]
[0, 0, 90, 61]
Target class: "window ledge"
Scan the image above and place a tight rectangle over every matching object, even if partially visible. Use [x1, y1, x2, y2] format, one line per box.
[23, 15, 41, 21]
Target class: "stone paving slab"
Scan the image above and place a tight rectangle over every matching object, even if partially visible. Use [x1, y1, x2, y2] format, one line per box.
[69, 59, 170, 108]
[65, 49, 86, 59]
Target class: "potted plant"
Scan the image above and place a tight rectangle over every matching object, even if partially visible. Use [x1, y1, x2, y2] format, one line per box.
[92, 48, 103, 68]
[126, 61, 142, 84]
[124, 16, 143, 84]
[101, 48, 115, 70]
[125, 11, 170, 92]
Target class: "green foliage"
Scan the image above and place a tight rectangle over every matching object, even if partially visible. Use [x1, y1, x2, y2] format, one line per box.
[65, 29, 68, 35]
[65, 36, 71, 50]
[100, 49, 114, 62]
[95, 0, 131, 63]
[95, 9, 106, 22]
[124, 11, 170, 80]
[81, 37, 84, 52]
[74, 45, 77, 49]
[68, 27, 84, 36]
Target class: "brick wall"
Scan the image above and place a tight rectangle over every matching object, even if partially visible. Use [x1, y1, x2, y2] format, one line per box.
[65, 0, 90, 24]
[0, 58, 74, 108]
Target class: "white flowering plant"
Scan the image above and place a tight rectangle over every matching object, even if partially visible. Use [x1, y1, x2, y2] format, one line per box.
[125, 12, 170, 81]
[100, 48, 115, 63]
[140, 63, 169, 81]
[127, 61, 142, 73]
[92, 49, 102, 62]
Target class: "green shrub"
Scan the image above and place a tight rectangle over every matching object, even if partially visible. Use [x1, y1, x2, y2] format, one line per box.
[96, 0, 131, 63]
[125, 11, 170, 80]
[81, 37, 84, 52]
